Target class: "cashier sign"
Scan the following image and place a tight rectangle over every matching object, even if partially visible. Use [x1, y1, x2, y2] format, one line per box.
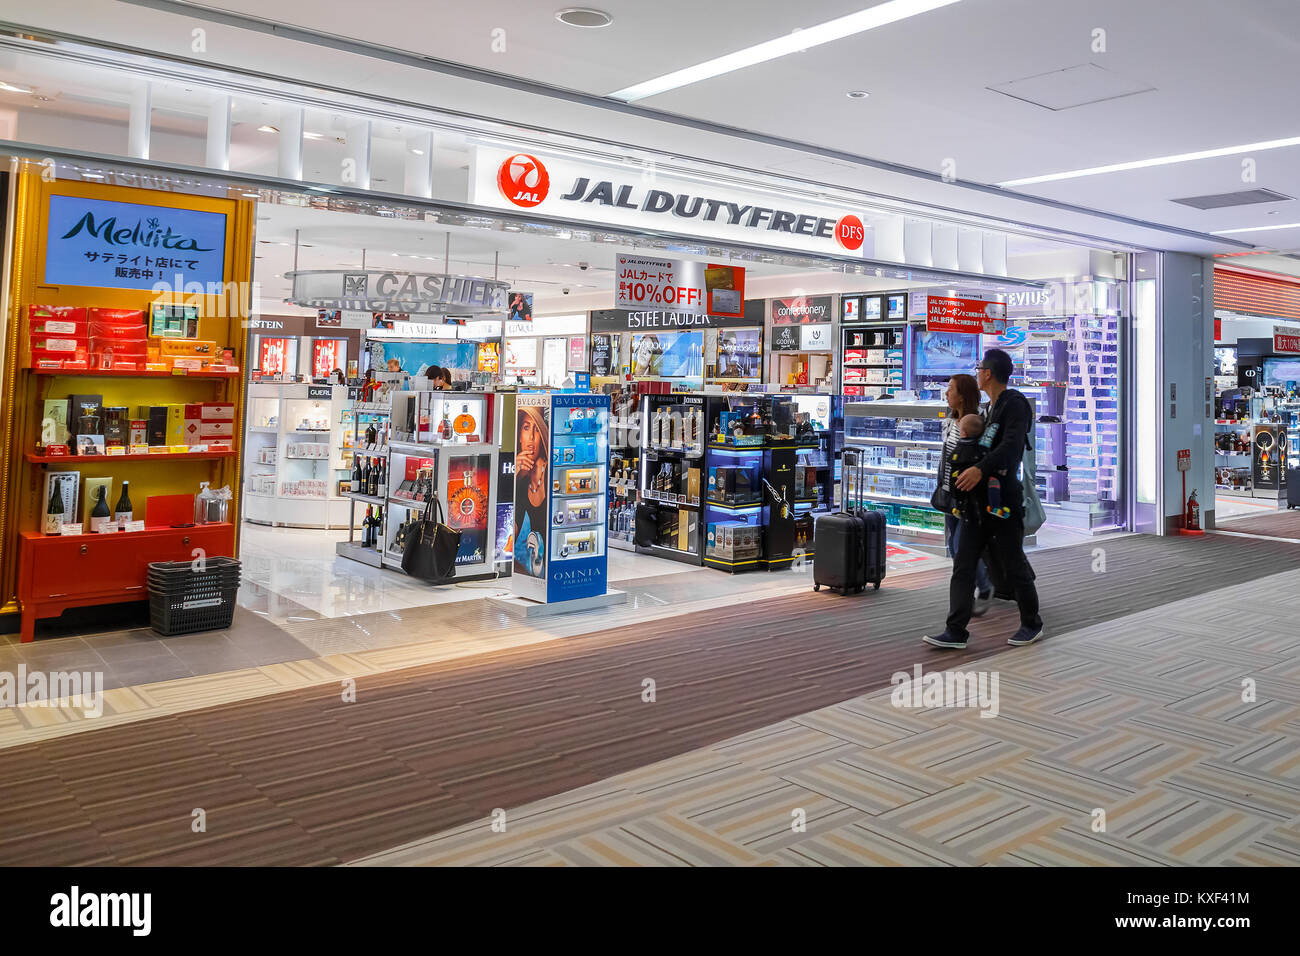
[925, 296, 1006, 335]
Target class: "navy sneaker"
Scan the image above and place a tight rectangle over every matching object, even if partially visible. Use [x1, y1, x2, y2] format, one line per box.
[1007, 625, 1043, 646]
[922, 630, 968, 649]
[971, 591, 993, 617]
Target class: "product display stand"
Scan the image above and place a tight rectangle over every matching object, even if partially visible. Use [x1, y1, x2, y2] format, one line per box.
[606, 386, 641, 552]
[635, 392, 706, 564]
[504, 392, 623, 609]
[843, 400, 949, 545]
[243, 383, 351, 529]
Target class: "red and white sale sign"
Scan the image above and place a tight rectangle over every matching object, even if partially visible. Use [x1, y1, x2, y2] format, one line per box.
[1273, 324, 1300, 354]
[616, 255, 706, 313]
[924, 296, 1006, 335]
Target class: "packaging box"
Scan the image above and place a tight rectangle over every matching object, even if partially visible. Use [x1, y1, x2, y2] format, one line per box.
[158, 338, 217, 358]
[166, 404, 186, 446]
[41, 399, 68, 446]
[201, 403, 235, 420]
[686, 466, 701, 503]
[678, 509, 695, 551]
[65, 394, 104, 453]
[183, 403, 204, 443]
[128, 419, 147, 445]
[44, 471, 80, 532]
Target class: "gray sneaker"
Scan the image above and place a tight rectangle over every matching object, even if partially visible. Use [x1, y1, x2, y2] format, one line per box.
[1007, 625, 1043, 646]
[971, 591, 993, 617]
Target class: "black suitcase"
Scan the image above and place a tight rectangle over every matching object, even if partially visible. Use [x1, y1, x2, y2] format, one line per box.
[1287, 468, 1300, 509]
[813, 450, 886, 593]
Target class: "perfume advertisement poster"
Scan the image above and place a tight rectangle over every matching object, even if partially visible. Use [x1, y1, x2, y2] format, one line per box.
[513, 399, 550, 578]
[631, 330, 703, 378]
[448, 454, 491, 566]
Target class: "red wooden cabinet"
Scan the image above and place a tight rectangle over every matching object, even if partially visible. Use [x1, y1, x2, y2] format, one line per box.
[17, 524, 235, 642]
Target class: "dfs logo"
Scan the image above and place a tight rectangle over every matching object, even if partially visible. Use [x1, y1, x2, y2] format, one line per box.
[834, 214, 864, 251]
[497, 153, 550, 208]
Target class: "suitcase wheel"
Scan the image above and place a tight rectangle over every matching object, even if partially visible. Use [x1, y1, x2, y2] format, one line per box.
[813, 583, 820, 592]
[873, 582, 881, 590]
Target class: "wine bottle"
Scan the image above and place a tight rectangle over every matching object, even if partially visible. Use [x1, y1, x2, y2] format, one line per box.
[365, 421, 378, 446]
[114, 480, 133, 528]
[362, 505, 374, 547]
[374, 507, 384, 549]
[368, 457, 379, 497]
[361, 456, 371, 495]
[45, 482, 65, 534]
[376, 459, 387, 497]
[91, 485, 111, 531]
[353, 454, 362, 488]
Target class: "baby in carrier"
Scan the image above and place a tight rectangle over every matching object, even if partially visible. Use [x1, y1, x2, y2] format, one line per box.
[946, 414, 990, 521]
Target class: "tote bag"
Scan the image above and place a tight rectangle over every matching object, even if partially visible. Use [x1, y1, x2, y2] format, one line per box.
[1021, 438, 1047, 536]
[401, 493, 461, 583]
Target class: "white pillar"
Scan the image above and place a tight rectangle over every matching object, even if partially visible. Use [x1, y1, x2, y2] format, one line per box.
[278, 107, 304, 180]
[346, 118, 371, 189]
[128, 83, 151, 160]
[404, 131, 434, 198]
[205, 94, 231, 171]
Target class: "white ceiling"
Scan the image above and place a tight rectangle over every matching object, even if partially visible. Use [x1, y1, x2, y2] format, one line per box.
[9, 0, 1300, 264]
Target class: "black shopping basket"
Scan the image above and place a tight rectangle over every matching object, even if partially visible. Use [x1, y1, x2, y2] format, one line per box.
[147, 557, 241, 636]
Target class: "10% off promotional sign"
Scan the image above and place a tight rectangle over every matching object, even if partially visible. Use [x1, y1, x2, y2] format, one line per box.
[615, 255, 707, 313]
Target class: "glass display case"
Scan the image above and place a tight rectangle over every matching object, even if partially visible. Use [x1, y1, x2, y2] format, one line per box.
[242, 383, 351, 528]
[843, 400, 949, 544]
[841, 324, 906, 398]
[390, 389, 492, 445]
[702, 394, 811, 572]
[511, 392, 611, 604]
[636, 393, 706, 564]
[606, 386, 640, 551]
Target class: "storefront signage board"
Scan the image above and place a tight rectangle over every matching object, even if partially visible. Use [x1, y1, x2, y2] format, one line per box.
[470, 146, 871, 258]
[922, 295, 1006, 335]
[44, 194, 227, 291]
[614, 255, 745, 316]
[589, 308, 754, 331]
[770, 326, 800, 351]
[287, 270, 509, 314]
[771, 295, 833, 325]
[800, 324, 833, 351]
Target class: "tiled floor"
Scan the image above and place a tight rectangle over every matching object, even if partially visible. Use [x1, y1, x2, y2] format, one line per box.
[355, 566, 1300, 867]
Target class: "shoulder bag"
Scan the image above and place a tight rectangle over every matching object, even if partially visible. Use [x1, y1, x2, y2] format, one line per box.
[400, 493, 461, 583]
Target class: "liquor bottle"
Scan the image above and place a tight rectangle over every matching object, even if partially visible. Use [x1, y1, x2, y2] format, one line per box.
[362, 505, 374, 547]
[45, 482, 65, 534]
[113, 480, 133, 528]
[361, 456, 371, 495]
[439, 408, 453, 441]
[374, 507, 384, 549]
[376, 459, 387, 497]
[365, 421, 378, 446]
[90, 485, 111, 531]
[353, 454, 362, 489]
[368, 457, 379, 497]
[453, 403, 477, 435]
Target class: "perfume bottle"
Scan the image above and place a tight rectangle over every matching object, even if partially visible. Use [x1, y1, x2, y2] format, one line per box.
[439, 408, 453, 441]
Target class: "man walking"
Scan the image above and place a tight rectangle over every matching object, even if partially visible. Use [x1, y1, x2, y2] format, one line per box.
[923, 348, 1044, 649]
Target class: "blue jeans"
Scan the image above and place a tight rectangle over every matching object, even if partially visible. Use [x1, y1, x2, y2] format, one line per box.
[945, 513, 991, 596]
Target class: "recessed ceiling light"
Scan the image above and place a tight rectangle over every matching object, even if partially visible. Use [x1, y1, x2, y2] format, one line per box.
[556, 8, 613, 28]
[0, 81, 33, 94]
[846, 90, 870, 98]
[409, 148, 425, 155]
[302, 131, 324, 140]
[999, 133, 1300, 187]
[258, 125, 279, 133]
[610, 0, 960, 101]
[82, 172, 105, 180]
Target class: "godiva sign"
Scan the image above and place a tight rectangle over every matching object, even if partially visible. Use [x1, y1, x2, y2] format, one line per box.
[287, 270, 510, 315]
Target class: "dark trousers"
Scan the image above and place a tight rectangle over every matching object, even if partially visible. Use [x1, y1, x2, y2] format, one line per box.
[945, 513, 992, 596]
[947, 513, 1042, 639]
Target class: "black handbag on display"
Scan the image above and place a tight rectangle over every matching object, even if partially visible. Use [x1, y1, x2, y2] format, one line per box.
[400, 493, 461, 583]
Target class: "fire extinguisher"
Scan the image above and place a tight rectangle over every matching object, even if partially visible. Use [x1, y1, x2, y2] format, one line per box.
[1186, 488, 1201, 531]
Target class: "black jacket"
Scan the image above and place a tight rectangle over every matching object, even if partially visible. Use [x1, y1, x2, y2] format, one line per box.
[974, 388, 1033, 515]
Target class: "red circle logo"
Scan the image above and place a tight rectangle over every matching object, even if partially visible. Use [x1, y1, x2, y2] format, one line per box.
[834, 214, 865, 251]
[497, 154, 550, 208]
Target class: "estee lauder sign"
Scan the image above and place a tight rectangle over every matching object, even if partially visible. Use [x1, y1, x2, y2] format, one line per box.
[287, 270, 510, 314]
[589, 307, 758, 331]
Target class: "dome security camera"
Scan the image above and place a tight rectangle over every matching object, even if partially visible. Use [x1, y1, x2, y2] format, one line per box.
[562, 287, 571, 295]
[577, 261, 589, 271]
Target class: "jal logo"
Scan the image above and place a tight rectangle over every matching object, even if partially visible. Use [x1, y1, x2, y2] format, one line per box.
[834, 214, 864, 251]
[497, 154, 550, 208]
